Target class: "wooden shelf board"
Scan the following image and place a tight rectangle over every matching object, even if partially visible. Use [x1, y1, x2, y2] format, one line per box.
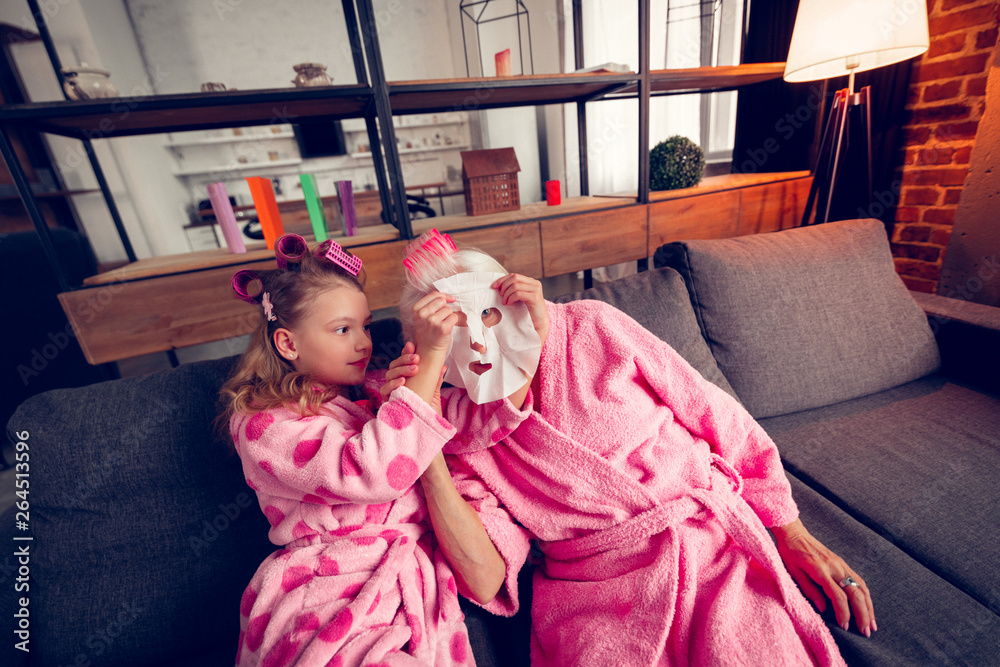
[605, 63, 787, 98]
[388, 72, 637, 113]
[0, 85, 373, 138]
[82, 224, 399, 285]
[412, 196, 636, 236]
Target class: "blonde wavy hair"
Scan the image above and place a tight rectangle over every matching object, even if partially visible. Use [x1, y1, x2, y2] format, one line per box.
[217, 242, 366, 444]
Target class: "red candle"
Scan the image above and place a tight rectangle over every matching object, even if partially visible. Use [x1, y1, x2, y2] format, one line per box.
[546, 180, 561, 206]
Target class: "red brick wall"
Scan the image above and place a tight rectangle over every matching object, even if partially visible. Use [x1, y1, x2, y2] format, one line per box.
[893, 0, 1000, 292]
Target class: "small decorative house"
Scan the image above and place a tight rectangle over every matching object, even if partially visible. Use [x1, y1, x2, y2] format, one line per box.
[461, 147, 521, 216]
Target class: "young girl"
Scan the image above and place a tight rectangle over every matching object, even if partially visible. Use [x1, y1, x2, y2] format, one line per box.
[219, 233, 528, 667]
[389, 231, 875, 667]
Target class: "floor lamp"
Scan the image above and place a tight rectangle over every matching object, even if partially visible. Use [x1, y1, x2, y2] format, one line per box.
[784, 0, 929, 226]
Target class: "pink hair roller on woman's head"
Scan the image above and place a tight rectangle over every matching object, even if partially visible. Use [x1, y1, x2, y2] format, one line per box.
[403, 228, 457, 276]
[231, 270, 263, 304]
[275, 233, 309, 270]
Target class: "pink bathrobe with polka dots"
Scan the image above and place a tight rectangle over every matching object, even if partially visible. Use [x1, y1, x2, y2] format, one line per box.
[442, 300, 847, 667]
[230, 376, 530, 667]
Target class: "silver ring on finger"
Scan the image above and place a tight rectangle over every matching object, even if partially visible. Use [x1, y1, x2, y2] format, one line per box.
[839, 576, 861, 589]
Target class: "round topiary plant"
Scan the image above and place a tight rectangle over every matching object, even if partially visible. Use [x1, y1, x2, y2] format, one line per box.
[650, 135, 705, 191]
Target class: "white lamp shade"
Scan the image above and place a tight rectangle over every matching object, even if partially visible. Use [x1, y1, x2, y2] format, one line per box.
[784, 0, 930, 82]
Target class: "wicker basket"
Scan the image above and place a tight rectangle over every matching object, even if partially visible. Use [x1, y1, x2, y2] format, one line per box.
[461, 148, 521, 216]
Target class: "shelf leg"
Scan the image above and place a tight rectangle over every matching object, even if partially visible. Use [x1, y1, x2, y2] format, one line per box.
[0, 125, 72, 292]
[356, 0, 412, 240]
[82, 138, 138, 262]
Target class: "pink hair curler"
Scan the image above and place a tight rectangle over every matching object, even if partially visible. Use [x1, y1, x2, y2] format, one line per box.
[403, 228, 457, 274]
[231, 270, 263, 304]
[315, 239, 363, 276]
[275, 233, 308, 270]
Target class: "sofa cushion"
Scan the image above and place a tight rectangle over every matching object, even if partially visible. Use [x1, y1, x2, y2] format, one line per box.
[654, 219, 940, 417]
[787, 472, 1000, 666]
[761, 375, 1000, 616]
[551, 266, 739, 399]
[4, 356, 275, 667]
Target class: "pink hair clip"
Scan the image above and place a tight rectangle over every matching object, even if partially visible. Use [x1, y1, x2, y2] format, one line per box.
[316, 239, 363, 276]
[275, 233, 308, 270]
[261, 292, 277, 321]
[403, 228, 457, 274]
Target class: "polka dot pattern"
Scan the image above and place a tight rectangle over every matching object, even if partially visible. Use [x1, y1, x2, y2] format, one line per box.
[318, 608, 353, 643]
[406, 613, 422, 648]
[340, 583, 363, 599]
[302, 494, 326, 504]
[317, 556, 339, 576]
[325, 656, 343, 667]
[365, 502, 391, 524]
[245, 612, 271, 652]
[263, 506, 285, 527]
[293, 438, 322, 468]
[341, 442, 363, 477]
[379, 529, 402, 543]
[447, 576, 457, 595]
[293, 613, 320, 636]
[386, 455, 419, 490]
[240, 586, 257, 617]
[292, 521, 313, 539]
[259, 460, 277, 477]
[261, 633, 298, 667]
[281, 566, 314, 593]
[245, 412, 274, 441]
[450, 631, 468, 663]
[315, 485, 349, 501]
[378, 401, 414, 430]
[332, 524, 362, 536]
[245, 477, 259, 491]
[366, 590, 381, 615]
[352, 535, 378, 547]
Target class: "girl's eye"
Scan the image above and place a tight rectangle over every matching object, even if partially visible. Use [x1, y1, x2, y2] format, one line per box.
[334, 326, 348, 334]
[363, 324, 372, 333]
[482, 308, 503, 328]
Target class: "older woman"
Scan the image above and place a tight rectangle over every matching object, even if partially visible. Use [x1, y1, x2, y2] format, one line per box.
[384, 230, 873, 666]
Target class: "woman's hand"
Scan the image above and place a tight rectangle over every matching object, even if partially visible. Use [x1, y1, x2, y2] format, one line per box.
[412, 291, 458, 356]
[491, 273, 549, 349]
[773, 519, 876, 637]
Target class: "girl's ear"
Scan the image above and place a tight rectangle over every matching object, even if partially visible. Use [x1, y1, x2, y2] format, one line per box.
[273, 328, 298, 361]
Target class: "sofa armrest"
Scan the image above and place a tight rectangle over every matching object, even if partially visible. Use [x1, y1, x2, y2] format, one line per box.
[911, 291, 1000, 393]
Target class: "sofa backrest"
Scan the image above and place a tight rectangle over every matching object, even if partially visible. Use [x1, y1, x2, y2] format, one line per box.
[551, 266, 739, 399]
[654, 219, 941, 418]
[6, 356, 274, 667]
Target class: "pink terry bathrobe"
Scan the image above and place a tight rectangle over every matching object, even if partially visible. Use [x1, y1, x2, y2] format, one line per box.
[230, 374, 530, 667]
[441, 300, 846, 667]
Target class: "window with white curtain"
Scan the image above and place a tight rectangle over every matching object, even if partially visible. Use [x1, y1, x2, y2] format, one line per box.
[562, 0, 745, 200]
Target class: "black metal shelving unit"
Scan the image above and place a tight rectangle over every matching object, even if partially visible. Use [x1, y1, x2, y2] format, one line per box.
[0, 0, 780, 294]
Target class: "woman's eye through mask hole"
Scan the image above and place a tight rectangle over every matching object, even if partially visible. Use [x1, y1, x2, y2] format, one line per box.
[454, 308, 503, 328]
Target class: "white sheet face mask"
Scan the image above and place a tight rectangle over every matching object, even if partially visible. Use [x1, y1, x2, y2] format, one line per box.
[433, 272, 542, 404]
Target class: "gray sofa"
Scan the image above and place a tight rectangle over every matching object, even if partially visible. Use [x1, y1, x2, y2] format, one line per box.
[4, 219, 999, 666]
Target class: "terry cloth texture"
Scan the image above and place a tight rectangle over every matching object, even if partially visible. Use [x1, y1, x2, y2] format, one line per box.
[761, 375, 1000, 617]
[654, 219, 940, 418]
[551, 266, 739, 400]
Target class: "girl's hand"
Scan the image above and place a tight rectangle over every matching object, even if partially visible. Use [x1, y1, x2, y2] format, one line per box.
[492, 273, 549, 348]
[380, 341, 447, 409]
[412, 291, 458, 356]
[773, 519, 876, 637]
[380, 342, 419, 403]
